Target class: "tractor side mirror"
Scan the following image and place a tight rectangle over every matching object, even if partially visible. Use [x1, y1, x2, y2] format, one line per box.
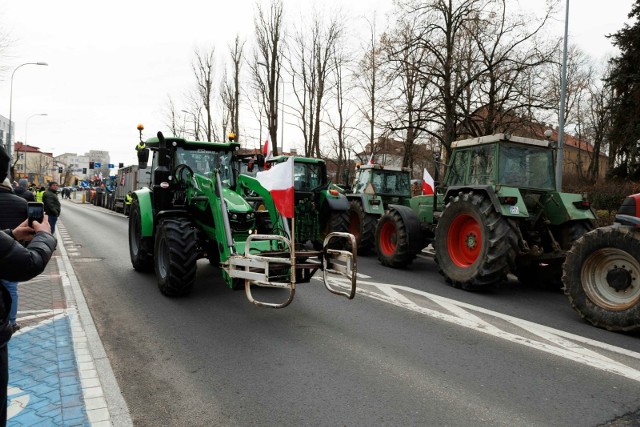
[137, 148, 150, 169]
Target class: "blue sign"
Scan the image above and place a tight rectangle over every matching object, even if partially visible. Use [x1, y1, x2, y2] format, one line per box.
[108, 164, 114, 168]
[94, 162, 102, 168]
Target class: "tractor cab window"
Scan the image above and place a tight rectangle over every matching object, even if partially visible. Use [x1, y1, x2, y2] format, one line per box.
[468, 145, 496, 185]
[499, 144, 554, 190]
[176, 148, 235, 187]
[353, 169, 372, 193]
[371, 169, 411, 196]
[293, 162, 323, 191]
[446, 150, 468, 186]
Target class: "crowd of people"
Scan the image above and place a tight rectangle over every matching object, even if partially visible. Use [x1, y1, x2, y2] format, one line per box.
[0, 146, 58, 426]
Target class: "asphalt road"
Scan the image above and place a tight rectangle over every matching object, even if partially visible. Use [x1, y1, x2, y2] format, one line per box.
[60, 199, 640, 426]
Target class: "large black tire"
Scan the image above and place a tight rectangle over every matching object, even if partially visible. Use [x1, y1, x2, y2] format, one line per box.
[434, 191, 518, 290]
[321, 209, 350, 249]
[154, 218, 199, 296]
[128, 200, 154, 272]
[348, 200, 378, 255]
[563, 226, 640, 331]
[376, 208, 418, 268]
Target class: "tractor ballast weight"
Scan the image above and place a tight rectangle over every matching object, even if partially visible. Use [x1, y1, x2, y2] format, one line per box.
[128, 130, 357, 308]
[375, 133, 596, 290]
[563, 193, 640, 331]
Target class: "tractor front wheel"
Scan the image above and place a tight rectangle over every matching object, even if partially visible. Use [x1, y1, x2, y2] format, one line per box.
[348, 200, 377, 255]
[128, 200, 154, 272]
[563, 226, 640, 331]
[154, 218, 199, 296]
[434, 191, 517, 290]
[375, 209, 418, 268]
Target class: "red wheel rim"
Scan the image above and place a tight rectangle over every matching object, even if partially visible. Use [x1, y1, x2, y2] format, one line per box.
[379, 221, 397, 256]
[447, 214, 482, 267]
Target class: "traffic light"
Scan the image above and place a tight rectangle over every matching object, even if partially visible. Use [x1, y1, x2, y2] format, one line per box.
[58, 167, 63, 173]
[83, 168, 87, 174]
[118, 162, 124, 168]
[89, 161, 94, 169]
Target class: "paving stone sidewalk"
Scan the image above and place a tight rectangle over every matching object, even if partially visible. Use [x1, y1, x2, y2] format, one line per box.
[6, 221, 132, 426]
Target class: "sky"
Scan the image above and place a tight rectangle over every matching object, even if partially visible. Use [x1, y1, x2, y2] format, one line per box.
[0, 0, 635, 170]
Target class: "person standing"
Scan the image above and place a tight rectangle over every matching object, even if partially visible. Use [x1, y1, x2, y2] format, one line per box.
[14, 179, 35, 202]
[42, 182, 61, 234]
[35, 186, 45, 202]
[0, 177, 28, 332]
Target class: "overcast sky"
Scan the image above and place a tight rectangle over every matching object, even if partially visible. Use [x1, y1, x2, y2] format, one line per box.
[0, 0, 634, 168]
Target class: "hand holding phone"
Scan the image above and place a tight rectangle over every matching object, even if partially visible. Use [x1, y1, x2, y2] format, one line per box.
[27, 202, 44, 228]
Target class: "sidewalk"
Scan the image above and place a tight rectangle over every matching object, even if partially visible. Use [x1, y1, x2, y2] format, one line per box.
[7, 220, 132, 426]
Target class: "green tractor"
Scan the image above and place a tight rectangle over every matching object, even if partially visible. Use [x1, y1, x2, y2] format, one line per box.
[128, 129, 357, 308]
[375, 133, 596, 290]
[345, 163, 413, 254]
[265, 155, 350, 250]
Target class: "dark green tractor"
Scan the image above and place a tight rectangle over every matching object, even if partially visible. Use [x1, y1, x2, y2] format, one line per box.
[375, 133, 596, 290]
[265, 156, 350, 250]
[345, 163, 413, 254]
[128, 129, 356, 308]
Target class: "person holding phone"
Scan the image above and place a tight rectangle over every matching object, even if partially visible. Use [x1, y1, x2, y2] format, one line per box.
[0, 175, 29, 333]
[42, 181, 61, 234]
[0, 144, 57, 427]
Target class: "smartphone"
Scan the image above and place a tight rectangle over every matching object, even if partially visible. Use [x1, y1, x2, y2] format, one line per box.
[27, 202, 44, 227]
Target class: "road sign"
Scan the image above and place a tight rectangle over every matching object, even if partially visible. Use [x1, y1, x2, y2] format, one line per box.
[108, 163, 114, 168]
[94, 162, 102, 168]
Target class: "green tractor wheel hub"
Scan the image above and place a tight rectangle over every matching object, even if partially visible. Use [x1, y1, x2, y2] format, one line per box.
[448, 214, 482, 267]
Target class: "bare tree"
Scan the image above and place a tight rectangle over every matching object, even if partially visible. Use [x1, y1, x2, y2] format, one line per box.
[252, 0, 285, 156]
[164, 96, 182, 137]
[192, 45, 217, 141]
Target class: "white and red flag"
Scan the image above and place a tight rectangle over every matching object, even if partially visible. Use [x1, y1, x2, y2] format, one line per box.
[422, 168, 435, 195]
[263, 136, 273, 161]
[368, 152, 374, 165]
[256, 156, 295, 218]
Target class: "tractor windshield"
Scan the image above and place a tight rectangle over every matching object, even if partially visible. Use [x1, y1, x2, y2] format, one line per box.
[176, 148, 235, 187]
[293, 162, 324, 191]
[370, 169, 411, 196]
[499, 144, 555, 190]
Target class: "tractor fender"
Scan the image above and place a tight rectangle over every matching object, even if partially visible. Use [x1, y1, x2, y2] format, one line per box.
[443, 186, 531, 219]
[387, 204, 425, 255]
[347, 194, 384, 215]
[323, 193, 349, 211]
[443, 186, 502, 212]
[133, 188, 154, 238]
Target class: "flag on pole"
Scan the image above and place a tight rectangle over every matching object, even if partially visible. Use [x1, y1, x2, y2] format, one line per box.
[368, 152, 374, 165]
[263, 136, 273, 161]
[99, 171, 103, 181]
[256, 157, 295, 218]
[422, 168, 435, 195]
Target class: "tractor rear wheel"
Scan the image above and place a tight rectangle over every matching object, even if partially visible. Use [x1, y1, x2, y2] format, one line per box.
[128, 200, 153, 272]
[376, 208, 418, 268]
[348, 200, 377, 255]
[434, 191, 517, 290]
[563, 226, 640, 331]
[321, 209, 350, 249]
[154, 218, 199, 296]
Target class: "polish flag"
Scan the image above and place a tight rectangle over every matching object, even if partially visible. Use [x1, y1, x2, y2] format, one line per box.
[256, 156, 295, 218]
[368, 153, 374, 165]
[263, 137, 273, 160]
[422, 168, 435, 195]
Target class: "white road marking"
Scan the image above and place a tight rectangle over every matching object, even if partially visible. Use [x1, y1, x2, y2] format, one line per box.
[320, 276, 640, 382]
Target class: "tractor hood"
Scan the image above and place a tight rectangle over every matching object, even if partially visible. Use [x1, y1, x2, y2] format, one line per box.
[222, 187, 253, 213]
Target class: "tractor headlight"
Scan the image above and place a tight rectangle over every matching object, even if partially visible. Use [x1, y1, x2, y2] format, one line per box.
[231, 213, 238, 220]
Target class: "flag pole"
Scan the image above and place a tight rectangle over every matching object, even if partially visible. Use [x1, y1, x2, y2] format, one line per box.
[290, 156, 296, 288]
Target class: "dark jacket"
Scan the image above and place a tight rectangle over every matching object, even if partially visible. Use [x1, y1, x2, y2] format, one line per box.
[14, 187, 35, 202]
[0, 230, 57, 347]
[0, 184, 27, 229]
[42, 188, 61, 216]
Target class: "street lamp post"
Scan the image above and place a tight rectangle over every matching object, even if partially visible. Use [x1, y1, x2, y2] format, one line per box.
[556, 0, 570, 191]
[7, 61, 48, 172]
[25, 113, 48, 145]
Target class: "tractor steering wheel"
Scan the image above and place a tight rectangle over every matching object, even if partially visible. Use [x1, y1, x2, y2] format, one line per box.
[175, 163, 195, 185]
